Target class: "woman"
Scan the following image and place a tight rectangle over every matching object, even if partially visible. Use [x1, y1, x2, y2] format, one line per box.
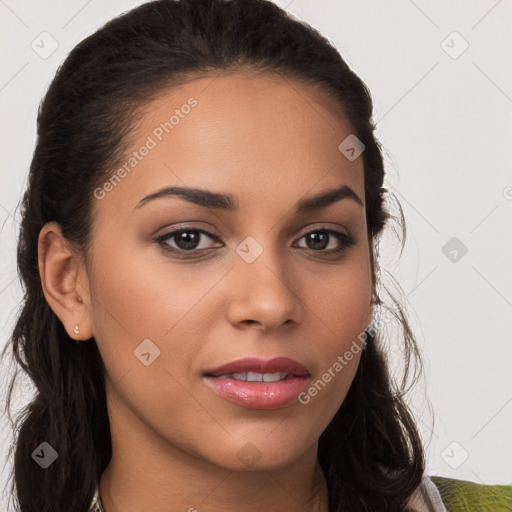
[2, 1, 511, 511]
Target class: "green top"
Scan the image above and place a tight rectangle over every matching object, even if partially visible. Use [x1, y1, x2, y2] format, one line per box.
[431, 476, 512, 512]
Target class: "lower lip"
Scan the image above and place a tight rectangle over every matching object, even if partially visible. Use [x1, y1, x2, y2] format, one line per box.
[203, 375, 309, 409]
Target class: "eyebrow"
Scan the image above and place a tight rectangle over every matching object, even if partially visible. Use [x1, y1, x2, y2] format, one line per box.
[134, 183, 363, 213]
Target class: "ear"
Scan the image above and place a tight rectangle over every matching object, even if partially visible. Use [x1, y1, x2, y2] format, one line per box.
[38, 221, 93, 341]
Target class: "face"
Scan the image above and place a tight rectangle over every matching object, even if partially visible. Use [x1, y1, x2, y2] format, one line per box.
[77, 71, 373, 471]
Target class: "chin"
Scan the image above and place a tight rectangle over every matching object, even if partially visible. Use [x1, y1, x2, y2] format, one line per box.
[203, 434, 313, 472]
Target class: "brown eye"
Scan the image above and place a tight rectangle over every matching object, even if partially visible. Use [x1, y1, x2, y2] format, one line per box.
[295, 230, 356, 254]
[156, 228, 222, 254]
[155, 226, 356, 259]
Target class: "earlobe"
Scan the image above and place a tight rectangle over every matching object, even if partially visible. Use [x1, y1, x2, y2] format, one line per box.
[38, 221, 93, 341]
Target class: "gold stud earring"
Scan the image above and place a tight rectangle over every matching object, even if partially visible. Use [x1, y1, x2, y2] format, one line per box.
[73, 324, 80, 345]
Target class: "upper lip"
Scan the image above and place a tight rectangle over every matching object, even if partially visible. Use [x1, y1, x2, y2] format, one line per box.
[204, 357, 310, 377]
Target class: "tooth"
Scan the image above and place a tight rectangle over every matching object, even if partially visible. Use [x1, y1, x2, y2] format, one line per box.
[223, 372, 289, 382]
[263, 372, 283, 382]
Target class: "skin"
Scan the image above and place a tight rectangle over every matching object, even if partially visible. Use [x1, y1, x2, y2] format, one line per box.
[38, 70, 374, 512]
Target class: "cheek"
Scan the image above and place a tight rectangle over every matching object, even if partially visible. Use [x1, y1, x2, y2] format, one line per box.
[297, 247, 371, 415]
[88, 239, 237, 395]
[87, 246, 191, 372]
[88, 247, 221, 438]
[305, 253, 372, 343]
[297, 307, 365, 434]
[90, 241, 224, 337]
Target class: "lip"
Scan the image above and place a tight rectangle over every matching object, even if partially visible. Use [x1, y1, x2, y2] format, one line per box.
[204, 357, 310, 378]
[203, 375, 309, 409]
[203, 357, 310, 410]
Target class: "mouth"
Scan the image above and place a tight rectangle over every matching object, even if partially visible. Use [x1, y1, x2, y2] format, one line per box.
[214, 371, 291, 382]
[203, 357, 310, 409]
[204, 356, 310, 379]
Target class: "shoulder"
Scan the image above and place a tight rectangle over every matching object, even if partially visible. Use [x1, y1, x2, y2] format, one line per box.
[430, 475, 512, 512]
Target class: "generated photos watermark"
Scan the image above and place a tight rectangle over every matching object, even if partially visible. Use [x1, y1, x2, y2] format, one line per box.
[93, 97, 198, 200]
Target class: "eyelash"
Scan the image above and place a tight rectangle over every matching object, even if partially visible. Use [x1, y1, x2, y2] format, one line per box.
[155, 226, 356, 258]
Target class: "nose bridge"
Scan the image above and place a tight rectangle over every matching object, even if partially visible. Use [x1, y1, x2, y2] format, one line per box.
[227, 233, 303, 329]
[237, 234, 293, 295]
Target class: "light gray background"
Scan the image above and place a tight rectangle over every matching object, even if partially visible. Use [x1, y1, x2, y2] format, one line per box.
[1, 0, 511, 509]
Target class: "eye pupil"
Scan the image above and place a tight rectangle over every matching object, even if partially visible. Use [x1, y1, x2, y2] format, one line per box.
[307, 232, 328, 250]
[175, 231, 200, 250]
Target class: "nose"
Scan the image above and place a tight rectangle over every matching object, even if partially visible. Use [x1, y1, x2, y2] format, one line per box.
[226, 244, 305, 332]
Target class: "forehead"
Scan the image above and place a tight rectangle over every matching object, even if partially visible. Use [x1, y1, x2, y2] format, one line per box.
[93, 70, 365, 219]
